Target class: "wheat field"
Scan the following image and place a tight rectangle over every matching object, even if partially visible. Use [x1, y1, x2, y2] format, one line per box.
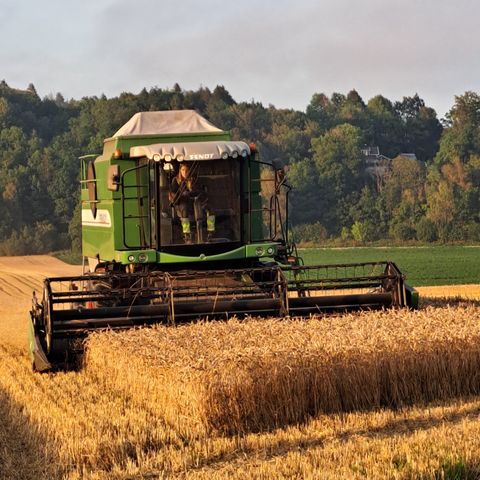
[86, 307, 480, 437]
[0, 256, 480, 479]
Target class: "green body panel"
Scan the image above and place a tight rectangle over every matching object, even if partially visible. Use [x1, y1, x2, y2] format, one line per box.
[82, 156, 152, 258]
[81, 129, 275, 267]
[82, 224, 114, 258]
[114, 243, 278, 265]
[27, 314, 35, 362]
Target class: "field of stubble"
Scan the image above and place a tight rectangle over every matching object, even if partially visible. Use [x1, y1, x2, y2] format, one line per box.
[0, 256, 480, 480]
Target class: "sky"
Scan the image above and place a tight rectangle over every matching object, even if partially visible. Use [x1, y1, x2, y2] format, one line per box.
[1, 0, 479, 119]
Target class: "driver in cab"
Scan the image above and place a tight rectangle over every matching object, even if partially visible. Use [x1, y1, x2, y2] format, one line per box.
[169, 163, 215, 242]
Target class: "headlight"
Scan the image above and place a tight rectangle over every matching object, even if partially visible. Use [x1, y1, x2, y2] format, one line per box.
[176, 154, 184, 162]
[232, 151, 239, 158]
[267, 247, 274, 255]
[241, 149, 248, 158]
[255, 247, 264, 256]
[152, 153, 161, 162]
[128, 254, 135, 262]
[138, 253, 147, 262]
[221, 152, 229, 160]
[164, 154, 172, 162]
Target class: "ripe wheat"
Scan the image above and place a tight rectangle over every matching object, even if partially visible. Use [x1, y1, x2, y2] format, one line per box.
[86, 304, 480, 436]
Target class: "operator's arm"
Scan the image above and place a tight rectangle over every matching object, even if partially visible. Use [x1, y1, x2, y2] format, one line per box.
[168, 178, 178, 203]
[170, 178, 192, 205]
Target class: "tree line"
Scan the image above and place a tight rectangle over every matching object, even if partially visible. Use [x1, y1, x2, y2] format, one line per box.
[0, 80, 478, 254]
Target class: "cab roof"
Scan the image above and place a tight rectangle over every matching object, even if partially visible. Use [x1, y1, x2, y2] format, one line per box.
[111, 110, 223, 138]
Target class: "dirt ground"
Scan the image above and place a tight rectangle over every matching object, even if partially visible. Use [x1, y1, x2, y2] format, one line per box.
[0, 256, 81, 349]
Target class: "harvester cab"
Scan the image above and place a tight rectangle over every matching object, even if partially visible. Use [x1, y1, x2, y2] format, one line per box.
[29, 110, 418, 371]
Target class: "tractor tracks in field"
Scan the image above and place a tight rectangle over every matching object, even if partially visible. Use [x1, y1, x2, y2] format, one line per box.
[0, 274, 43, 299]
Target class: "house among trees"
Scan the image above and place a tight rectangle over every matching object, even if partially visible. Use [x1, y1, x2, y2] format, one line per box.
[363, 146, 417, 191]
[363, 146, 391, 175]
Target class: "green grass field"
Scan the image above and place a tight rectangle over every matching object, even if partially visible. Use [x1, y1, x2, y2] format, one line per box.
[299, 245, 480, 286]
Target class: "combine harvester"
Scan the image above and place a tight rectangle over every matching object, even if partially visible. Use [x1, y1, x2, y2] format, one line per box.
[29, 110, 418, 371]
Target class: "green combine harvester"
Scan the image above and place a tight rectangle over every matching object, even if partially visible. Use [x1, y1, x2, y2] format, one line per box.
[29, 110, 418, 371]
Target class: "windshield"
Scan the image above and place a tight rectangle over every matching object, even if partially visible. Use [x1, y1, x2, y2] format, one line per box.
[158, 159, 241, 246]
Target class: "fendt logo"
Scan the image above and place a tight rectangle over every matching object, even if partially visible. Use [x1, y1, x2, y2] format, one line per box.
[188, 153, 214, 160]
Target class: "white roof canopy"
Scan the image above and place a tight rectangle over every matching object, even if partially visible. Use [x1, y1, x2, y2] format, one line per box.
[130, 141, 251, 161]
[113, 110, 223, 137]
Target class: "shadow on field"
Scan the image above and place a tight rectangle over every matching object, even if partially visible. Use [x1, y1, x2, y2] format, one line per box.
[191, 399, 480, 473]
[420, 297, 480, 308]
[0, 387, 63, 480]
